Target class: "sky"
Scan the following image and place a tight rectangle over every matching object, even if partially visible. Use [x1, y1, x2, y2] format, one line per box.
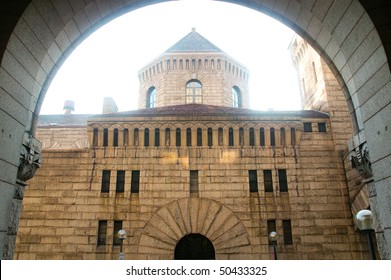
[41, 0, 302, 115]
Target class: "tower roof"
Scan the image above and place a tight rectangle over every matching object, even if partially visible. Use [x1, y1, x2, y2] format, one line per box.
[165, 28, 223, 53]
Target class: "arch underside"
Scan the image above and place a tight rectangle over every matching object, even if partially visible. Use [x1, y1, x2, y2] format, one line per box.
[138, 198, 251, 259]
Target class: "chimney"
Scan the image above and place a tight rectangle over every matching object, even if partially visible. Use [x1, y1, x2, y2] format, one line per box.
[102, 97, 118, 114]
[63, 100, 75, 115]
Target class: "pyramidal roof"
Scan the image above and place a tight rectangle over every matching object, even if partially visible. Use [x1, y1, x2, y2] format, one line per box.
[165, 28, 223, 53]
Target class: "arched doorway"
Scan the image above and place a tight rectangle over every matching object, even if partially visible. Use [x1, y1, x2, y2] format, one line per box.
[174, 234, 215, 260]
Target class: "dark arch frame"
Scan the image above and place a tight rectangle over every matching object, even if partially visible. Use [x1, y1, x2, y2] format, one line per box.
[174, 234, 215, 260]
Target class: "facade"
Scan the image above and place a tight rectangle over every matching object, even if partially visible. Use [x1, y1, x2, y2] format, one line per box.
[14, 30, 373, 260]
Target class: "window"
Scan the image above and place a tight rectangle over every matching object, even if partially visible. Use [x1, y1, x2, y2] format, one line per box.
[207, 128, 213, 147]
[113, 220, 123, 246]
[103, 128, 108, 147]
[165, 128, 170, 146]
[101, 170, 110, 193]
[260, 128, 265, 146]
[144, 128, 149, 147]
[197, 128, 202, 146]
[312, 61, 318, 83]
[318, 122, 327, 132]
[123, 129, 129, 146]
[280, 128, 286, 146]
[239, 127, 244, 146]
[218, 128, 223, 146]
[116, 170, 125, 193]
[97, 220, 107, 245]
[113, 128, 118, 147]
[176, 128, 181, 147]
[93, 128, 98, 146]
[283, 220, 293, 245]
[249, 170, 258, 192]
[155, 128, 160, 147]
[228, 128, 234, 146]
[131, 171, 140, 193]
[190, 170, 199, 194]
[146, 87, 156, 108]
[134, 128, 139, 146]
[278, 169, 288, 192]
[232, 86, 242, 108]
[267, 220, 277, 245]
[186, 128, 192, 146]
[290, 128, 296, 146]
[303, 122, 312, 132]
[249, 128, 255, 146]
[264, 170, 273, 192]
[270, 128, 275, 146]
[186, 80, 202, 104]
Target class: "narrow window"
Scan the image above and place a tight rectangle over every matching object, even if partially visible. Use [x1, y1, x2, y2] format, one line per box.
[186, 80, 202, 104]
[93, 128, 98, 146]
[232, 86, 242, 108]
[283, 220, 293, 245]
[113, 220, 123, 246]
[270, 128, 275, 147]
[267, 220, 277, 245]
[116, 170, 125, 193]
[134, 128, 139, 146]
[144, 128, 149, 147]
[303, 122, 312, 132]
[290, 128, 296, 146]
[228, 128, 234, 146]
[318, 122, 327, 132]
[280, 128, 286, 146]
[218, 128, 223, 146]
[249, 128, 255, 147]
[186, 128, 192, 146]
[207, 128, 213, 147]
[103, 128, 108, 147]
[123, 129, 129, 146]
[131, 170, 140, 193]
[190, 170, 199, 194]
[176, 128, 181, 147]
[146, 87, 156, 108]
[239, 127, 244, 146]
[278, 169, 288, 192]
[101, 170, 110, 193]
[260, 128, 265, 146]
[97, 220, 107, 246]
[186, 59, 189, 70]
[197, 128, 202, 146]
[155, 128, 160, 147]
[113, 128, 118, 147]
[249, 170, 258, 192]
[264, 170, 273, 192]
[165, 128, 170, 146]
[312, 61, 318, 83]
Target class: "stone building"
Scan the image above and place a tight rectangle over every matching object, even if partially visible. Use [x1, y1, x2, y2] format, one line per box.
[14, 29, 374, 260]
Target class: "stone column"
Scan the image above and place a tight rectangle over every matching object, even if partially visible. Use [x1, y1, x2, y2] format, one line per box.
[3, 132, 41, 259]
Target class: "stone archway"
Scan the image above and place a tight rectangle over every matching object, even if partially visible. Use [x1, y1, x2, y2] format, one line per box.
[174, 233, 215, 260]
[138, 198, 251, 259]
[0, 0, 391, 259]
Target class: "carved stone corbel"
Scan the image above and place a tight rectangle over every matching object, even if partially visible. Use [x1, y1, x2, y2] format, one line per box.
[17, 132, 42, 185]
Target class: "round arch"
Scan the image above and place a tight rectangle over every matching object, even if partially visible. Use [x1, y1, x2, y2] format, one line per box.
[0, 0, 391, 259]
[174, 233, 215, 260]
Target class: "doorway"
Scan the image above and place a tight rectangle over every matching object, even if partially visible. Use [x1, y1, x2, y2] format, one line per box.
[174, 234, 215, 260]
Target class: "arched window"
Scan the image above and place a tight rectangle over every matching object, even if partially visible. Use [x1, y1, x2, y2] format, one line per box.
[207, 128, 213, 147]
[229, 128, 234, 146]
[155, 128, 160, 147]
[165, 128, 170, 146]
[123, 128, 129, 146]
[186, 80, 202, 104]
[280, 127, 286, 146]
[103, 128, 108, 147]
[239, 127, 244, 146]
[144, 128, 149, 147]
[113, 128, 118, 147]
[93, 128, 98, 146]
[260, 128, 265, 146]
[270, 128, 275, 147]
[197, 128, 202, 146]
[249, 128, 255, 147]
[146, 87, 156, 108]
[291, 127, 296, 146]
[134, 128, 139, 146]
[218, 128, 223, 146]
[176, 128, 181, 147]
[232, 86, 242, 108]
[186, 128, 192, 146]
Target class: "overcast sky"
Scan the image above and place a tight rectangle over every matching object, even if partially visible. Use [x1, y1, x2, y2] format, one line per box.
[41, 0, 302, 115]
